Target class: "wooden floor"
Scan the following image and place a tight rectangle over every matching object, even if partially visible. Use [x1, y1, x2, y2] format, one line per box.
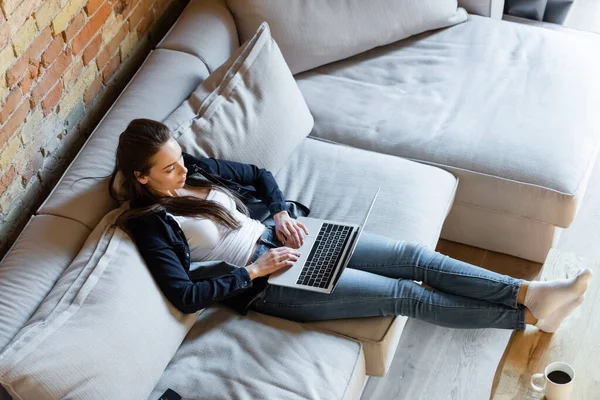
[361, 156, 600, 400]
[361, 9, 600, 399]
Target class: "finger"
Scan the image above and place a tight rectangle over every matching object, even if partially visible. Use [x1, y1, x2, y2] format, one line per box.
[294, 224, 305, 246]
[299, 223, 309, 236]
[276, 231, 286, 244]
[281, 246, 300, 255]
[281, 226, 292, 246]
[289, 226, 301, 249]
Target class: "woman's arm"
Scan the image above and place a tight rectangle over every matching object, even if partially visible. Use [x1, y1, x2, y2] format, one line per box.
[183, 152, 288, 217]
[127, 215, 253, 314]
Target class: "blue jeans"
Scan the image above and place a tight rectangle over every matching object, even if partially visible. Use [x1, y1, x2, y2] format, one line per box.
[248, 226, 527, 330]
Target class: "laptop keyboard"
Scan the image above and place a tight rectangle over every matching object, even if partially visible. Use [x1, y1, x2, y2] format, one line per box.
[297, 223, 353, 288]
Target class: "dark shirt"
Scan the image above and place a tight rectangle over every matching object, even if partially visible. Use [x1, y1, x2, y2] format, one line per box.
[125, 152, 288, 315]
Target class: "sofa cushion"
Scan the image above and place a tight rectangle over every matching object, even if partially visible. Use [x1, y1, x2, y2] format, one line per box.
[157, 0, 239, 73]
[149, 305, 365, 400]
[294, 14, 600, 229]
[0, 215, 90, 354]
[275, 138, 458, 248]
[272, 137, 458, 376]
[0, 205, 199, 400]
[226, 0, 468, 75]
[37, 49, 209, 230]
[163, 22, 313, 175]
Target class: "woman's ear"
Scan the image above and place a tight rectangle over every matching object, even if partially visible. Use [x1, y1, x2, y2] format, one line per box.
[134, 171, 148, 185]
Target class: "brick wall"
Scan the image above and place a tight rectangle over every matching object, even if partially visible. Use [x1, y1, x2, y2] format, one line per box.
[0, 0, 188, 258]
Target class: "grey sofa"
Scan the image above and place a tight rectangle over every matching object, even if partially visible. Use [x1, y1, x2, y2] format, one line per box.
[1, 0, 599, 398]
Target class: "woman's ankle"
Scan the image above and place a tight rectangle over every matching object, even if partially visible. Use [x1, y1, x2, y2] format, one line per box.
[524, 307, 538, 325]
[517, 281, 530, 305]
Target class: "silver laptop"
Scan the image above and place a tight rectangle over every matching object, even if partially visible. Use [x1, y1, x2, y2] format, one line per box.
[268, 188, 380, 294]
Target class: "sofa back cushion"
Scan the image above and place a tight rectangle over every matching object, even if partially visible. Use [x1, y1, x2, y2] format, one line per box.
[37, 49, 209, 230]
[157, 0, 239, 73]
[226, 0, 468, 74]
[163, 22, 314, 175]
[0, 205, 199, 400]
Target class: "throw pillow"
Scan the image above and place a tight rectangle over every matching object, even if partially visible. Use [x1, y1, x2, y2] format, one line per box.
[162, 21, 314, 176]
[0, 205, 199, 400]
[226, 0, 468, 74]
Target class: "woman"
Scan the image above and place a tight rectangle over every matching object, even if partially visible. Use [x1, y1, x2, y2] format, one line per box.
[110, 118, 592, 332]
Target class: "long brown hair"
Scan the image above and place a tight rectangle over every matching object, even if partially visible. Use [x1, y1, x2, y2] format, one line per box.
[109, 118, 250, 230]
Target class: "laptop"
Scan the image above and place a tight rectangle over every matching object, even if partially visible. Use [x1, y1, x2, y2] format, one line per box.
[268, 188, 380, 294]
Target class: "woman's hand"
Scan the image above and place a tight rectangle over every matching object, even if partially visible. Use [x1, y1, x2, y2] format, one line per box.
[245, 247, 301, 279]
[273, 211, 309, 249]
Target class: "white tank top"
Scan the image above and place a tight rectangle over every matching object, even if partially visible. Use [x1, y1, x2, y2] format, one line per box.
[168, 188, 266, 267]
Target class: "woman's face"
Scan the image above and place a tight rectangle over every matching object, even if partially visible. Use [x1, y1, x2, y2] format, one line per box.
[134, 138, 188, 193]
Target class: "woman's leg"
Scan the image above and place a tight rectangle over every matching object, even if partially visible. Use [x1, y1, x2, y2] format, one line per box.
[249, 265, 527, 330]
[345, 232, 526, 308]
[249, 228, 525, 329]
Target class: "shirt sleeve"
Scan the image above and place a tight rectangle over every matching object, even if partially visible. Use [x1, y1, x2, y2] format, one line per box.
[126, 216, 253, 314]
[184, 152, 289, 217]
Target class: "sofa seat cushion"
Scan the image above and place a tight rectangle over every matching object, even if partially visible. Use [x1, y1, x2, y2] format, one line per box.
[272, 137, 458, 376]
[37, 49, 210, 230]
[295, 14, 600, 229]
[276, 137, 458, 248]
[149, 305, 365, 400]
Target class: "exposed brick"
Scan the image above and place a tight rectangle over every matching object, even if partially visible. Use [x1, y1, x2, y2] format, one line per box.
[6, 26, 52, 86]
[6, 56, 28, 87]
[0, 21, 9, 49]
[136, 12, 153, 37]
[122, 0, 140, 19]
[13, 17, 38, 58]
[0, 135, 22, 170]
[82, 33, 101, 65]
[18, 73, 33, 93]
[100, 50, 118, 83]
[19, 107, 43, 145]
[0, 45, 16, 77]
[153, 0, 171, 19]
[0, 177, 22, 214]
[0, 166, 16, 194]
[7, 0, 43, 37]
[62, 55, 82, 90]
[71, 1, 111, 55]
[34, 0, 61, 31]
[30, 48, 72, 104]
[83, 73, 101, 106]
[41, 80, 62, 115]
[0, 0, 23, 17]
[128, 2, 144, 31]
[96, 19, 127, 69]
[52, 0, 87, 34]
[119, 29, 136, 60]
[101, 12, 121, 44]
[29, 26, 54, 56]
[41, 34, 64, 67]
[57, 62, 95, 118]
[63, 11, 85, 42]
[0, 99, 29, 148]
[0, 73, 8, 101]
[21, 149, 44, 186]
[0, 88, 23, 124]
[85, 0, 104, 16]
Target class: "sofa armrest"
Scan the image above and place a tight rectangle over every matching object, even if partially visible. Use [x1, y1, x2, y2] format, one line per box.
[458, 0, 505, 19]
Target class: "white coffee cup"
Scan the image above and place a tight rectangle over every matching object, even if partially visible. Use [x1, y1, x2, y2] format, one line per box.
[530, 361, 575, 400]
